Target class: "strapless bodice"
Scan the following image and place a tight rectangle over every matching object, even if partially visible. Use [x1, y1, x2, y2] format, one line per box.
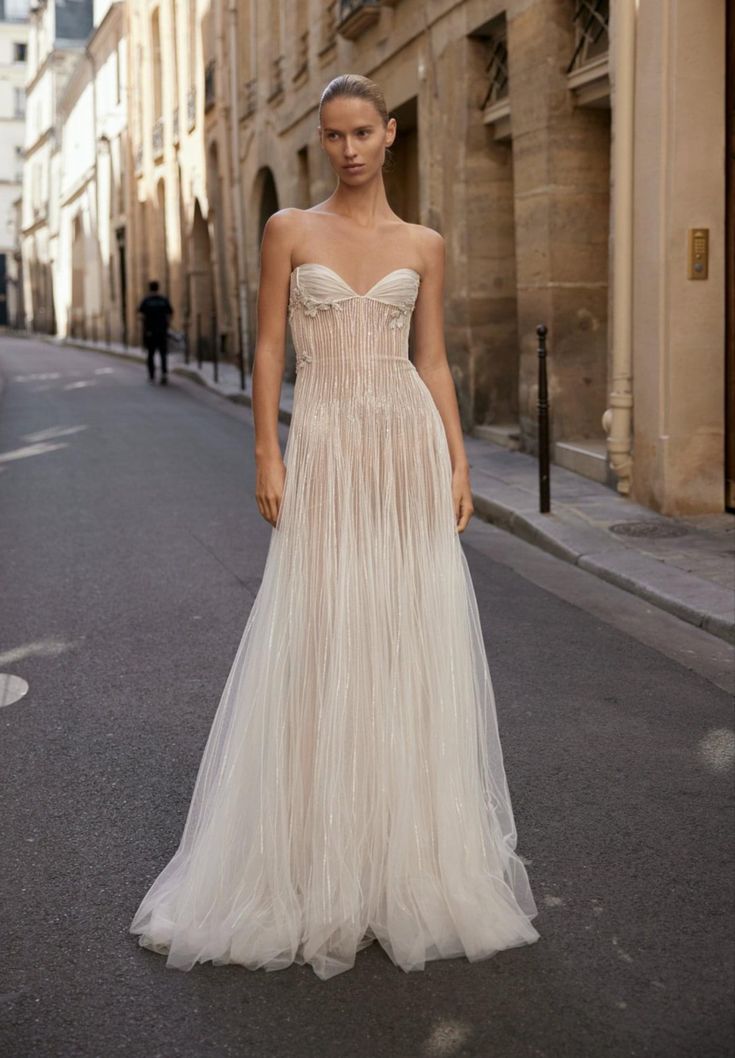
[288, 263, 421, 373]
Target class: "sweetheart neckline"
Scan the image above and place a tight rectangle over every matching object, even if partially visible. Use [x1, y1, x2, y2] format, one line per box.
[291, 262, 421, 299]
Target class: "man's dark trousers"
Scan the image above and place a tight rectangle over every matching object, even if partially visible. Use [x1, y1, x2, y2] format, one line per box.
[145, 330, 168, 380]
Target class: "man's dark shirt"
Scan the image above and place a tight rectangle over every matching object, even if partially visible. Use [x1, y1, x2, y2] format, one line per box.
[138, 294, 173, 338]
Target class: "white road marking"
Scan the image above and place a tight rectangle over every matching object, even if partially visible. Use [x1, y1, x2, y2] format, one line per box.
[0, 674, 29, 708]
[0, 441, 67, 464]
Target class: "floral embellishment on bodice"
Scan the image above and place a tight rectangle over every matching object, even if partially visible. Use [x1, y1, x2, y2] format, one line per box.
[387, 299, 416, 329]
[288, 283, 344, 321]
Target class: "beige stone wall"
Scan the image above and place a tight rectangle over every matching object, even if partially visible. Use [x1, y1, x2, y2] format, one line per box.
[508, 0, 611, 448]
[631, 0, 726, 515]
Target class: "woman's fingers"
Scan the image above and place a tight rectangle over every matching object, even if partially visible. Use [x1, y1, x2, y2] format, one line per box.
[456, 490, 474, 533]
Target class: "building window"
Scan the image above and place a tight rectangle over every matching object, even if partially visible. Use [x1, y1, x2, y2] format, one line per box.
[472, 13, 511, 140]
[13, 42, 27, 63]
[565, 0, 610, 106]
[14, 88, 25, 118]
[480, 15, 509, 108]
[567, 0, 610, 74]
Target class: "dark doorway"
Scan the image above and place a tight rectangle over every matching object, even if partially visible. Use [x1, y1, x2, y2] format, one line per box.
[384, 96, 418, 224]
[116, 227, 128, 346]
[0, 254, 7, 326]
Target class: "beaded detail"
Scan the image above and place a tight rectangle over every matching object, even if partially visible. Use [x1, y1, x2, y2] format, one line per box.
[289, 284, 344, 321]
[387, 300, 416, 329]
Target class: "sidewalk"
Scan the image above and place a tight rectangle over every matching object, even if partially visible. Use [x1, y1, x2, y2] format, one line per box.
[44, 334, 735, 645]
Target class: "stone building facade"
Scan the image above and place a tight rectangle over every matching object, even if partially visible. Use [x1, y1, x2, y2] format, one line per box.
[125, 0, 731, 517]
[0, 0, 30, 329]
[20, 0, 128, 343]
[23, 0, 731, 518]
[56, 0, 128, 343]
[20, 0, 94, 334]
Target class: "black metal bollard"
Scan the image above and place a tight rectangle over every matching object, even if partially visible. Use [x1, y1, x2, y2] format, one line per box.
[215, 330, 226, 385]
[210, 314, 218, 382]
[237, 315, 245, 391]
[196, 313, 202, 369]
[537, 323, 550, 513]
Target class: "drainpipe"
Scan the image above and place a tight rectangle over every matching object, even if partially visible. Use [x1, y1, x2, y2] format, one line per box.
[226, 0, 249, 372]
[86, 44, 102, 341]
[602, 0, 636, 495]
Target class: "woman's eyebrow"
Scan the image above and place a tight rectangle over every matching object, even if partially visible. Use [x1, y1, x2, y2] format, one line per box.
[323, 124, 375, 133]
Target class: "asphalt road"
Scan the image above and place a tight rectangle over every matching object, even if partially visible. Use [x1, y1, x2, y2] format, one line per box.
[0, 337, 733, 1058]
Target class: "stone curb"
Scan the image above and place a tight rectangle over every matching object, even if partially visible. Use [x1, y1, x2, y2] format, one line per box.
[472, 489, 734, 645]
[42, 335, 735, 647]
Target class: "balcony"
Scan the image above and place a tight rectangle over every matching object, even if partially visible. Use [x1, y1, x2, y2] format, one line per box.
[204, 61, 215, 113]
[337, 0, 381, 41]
[151, 117, 164, 160]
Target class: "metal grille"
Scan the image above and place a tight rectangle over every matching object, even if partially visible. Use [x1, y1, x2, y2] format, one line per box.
[481, 34, 509, 108]
[567, 0, 610, 74]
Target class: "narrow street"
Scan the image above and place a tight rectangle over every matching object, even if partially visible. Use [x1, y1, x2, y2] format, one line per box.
[1, 337, 732, 1058]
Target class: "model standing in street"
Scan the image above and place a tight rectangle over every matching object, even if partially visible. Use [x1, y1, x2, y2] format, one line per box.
[130, 73, 540, 981]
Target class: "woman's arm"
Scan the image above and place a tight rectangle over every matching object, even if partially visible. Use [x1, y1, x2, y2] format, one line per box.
[412, 229, 474, 532]
[252, 209, 296, 526]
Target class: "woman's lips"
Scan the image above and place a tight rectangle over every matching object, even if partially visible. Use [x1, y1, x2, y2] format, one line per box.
[343, 164, 364, 172]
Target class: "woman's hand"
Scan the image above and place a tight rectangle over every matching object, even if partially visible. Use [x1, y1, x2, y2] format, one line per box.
[255, 456, 286, 527]
[452, 464, 474, 533]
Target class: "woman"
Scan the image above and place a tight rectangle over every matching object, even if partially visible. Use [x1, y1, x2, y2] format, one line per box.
[130, 73, 540, 981]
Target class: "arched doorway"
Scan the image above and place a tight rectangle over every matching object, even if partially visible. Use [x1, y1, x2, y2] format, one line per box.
[71, 213, 86, 338]
[188, 199, 215, 360]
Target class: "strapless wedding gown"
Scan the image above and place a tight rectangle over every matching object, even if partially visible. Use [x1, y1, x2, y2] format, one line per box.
[129, 262, 540, 980]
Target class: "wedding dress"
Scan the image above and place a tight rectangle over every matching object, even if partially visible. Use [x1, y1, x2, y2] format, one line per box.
[129, 262, 540, 980]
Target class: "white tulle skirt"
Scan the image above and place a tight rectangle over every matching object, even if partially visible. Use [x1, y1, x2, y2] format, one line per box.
[130, 357, 540, 980]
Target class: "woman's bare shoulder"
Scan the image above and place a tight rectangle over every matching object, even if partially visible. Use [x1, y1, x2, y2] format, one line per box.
[262, 207, 332, 254]
[262, 207, 306, 239]
[401, 222, 444, 274]
[408, 222, 444, 249]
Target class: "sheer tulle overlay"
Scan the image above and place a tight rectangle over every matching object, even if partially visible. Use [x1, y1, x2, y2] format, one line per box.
[129, 263, 540, 980]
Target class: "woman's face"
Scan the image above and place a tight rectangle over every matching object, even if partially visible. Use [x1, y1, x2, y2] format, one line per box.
[319, 96, 395, 181]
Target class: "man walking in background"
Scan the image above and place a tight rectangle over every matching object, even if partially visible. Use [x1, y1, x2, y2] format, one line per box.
[137, 281, 173, 385]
